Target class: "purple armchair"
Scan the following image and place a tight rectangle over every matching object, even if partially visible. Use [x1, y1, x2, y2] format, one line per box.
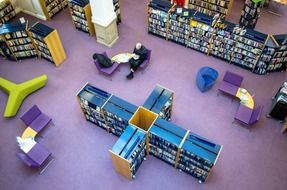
[16, 152, 54, 174]
[218, 71, 243, 96]
[139, 49, 152, 69]
[20, 105, 52, 133]
[234, 105, 263, 126]
[94, 52, 120, 77]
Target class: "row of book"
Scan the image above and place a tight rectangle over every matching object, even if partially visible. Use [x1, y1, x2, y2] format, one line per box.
[44, 0, 68, 18]
[239, 0, 263, 29]
[147, 0, 287, 75]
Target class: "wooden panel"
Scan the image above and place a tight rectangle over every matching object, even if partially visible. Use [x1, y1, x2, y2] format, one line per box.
[84, 4, 95, 36]
[226, 0, 234, 19]
[109, 150, 132, 180]
[175, 130, 190, 168]
[39, 0, 50, 19]
[44, 30, 66, 67]
[129, 106, 158, 132]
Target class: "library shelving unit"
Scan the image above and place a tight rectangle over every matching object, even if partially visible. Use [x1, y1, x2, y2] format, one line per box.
[148, 118, 188, 166]
[102, 95, 137, 137]
[77, 83, 223, 183]
[110, 125, 147, 180]
[147, 0, 287, 74]
[39, 0, 68, 19]
[147, 0, 173, 39]
[188, 0, 233, 19]
[239, 0, 263, 29]
[143, 84, 174, 121]
[29, 22, 66, 66]
[113, 0, 121, 24]
[77, 83, 112, 131]
[267, 34, 287, 73]
[178, 132, 222, 183]
[0, 0, 16, 26]
[67, 0, 95, 36]
[0, 21, 38, 61]
[230, 27, 267, 71]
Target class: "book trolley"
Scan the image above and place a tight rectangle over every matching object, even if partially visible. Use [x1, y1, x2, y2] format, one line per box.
[147, 0, 287, 75]
[77, 83, 222, 183]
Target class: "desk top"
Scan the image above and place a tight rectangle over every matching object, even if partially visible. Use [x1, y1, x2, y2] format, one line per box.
[22, 127, 37, 139]
[111, 53, 134, 63]
[236, 88, 254, 109]
[27, 143, 51, 165]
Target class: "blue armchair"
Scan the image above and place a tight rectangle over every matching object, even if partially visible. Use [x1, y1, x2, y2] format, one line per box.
[196, 67, 219, 92]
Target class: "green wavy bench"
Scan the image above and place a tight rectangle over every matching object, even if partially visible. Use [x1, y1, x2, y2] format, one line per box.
[0, 75, 48, 117]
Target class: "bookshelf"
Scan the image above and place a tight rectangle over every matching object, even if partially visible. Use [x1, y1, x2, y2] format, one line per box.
[77, 83, 112, 131]
[267, 34, 287, 73]
[0, 0, 16, 26]
[29, 22, 66, 66]
[147, 0, 286, 74]
[102, 95, 137, 137]
[0, 21, 38, 61]
[110, 125, 147, 180]
[68, 0, 95, 36]
[230, 27, 267, 71]
[178, 132, 222, 183]
[39, 0, 68, 19]
[188, 0, 233, 19]
[239, 0, 263, 29]
[147, 0, 173, 39]
[113, 0, 121, 24]
[148, 118, 187, 166]
[143, 84, 174, 121]
[77, 83, 223, 183]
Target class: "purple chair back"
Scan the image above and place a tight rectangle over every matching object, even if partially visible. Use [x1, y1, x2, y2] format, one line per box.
[94, 59, 102, 71]
[20, 105, 42, 126]
[223, 71, 243, 87]
[17, 152, 39, 168]
[140, 49, 152, 69]
[249, 106, 263, 125]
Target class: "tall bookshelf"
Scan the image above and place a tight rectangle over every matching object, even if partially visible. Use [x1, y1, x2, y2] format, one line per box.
[0, 21, 37, 61]
[188, 0, 233, 19]
[68, 0, 95, 36]
[267, 34, 287, 73]
[147, 0, 287, 74]
[39, 0, 68, 19]
[0, 0, 16, 26]
[29, 22, 66, 67]
[239, 0, 263, 29]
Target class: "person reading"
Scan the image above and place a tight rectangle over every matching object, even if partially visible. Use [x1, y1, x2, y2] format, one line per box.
[126, 43, 148, 80]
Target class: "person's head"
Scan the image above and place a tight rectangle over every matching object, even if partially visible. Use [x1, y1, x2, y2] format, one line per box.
[135, 42, 142, 50]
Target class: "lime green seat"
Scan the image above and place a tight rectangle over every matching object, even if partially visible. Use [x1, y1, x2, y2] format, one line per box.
[0, 75, 48, 117]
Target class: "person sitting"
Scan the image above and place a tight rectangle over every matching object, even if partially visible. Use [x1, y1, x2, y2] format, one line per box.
[126, 43, 148, 80]
[93, 53, 114, 68]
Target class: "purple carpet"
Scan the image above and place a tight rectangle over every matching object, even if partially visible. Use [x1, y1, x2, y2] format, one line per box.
[0, 0, 287, 190]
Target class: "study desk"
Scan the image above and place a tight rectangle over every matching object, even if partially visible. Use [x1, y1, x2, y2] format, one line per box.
[22, 127, 37, 139]
[236, 88, 254, 109]
[111, 53, 134, 64]
[27, 143, 51, 166]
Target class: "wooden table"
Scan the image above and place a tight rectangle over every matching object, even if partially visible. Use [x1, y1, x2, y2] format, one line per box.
[111, 53, 134, 64]
[22, 127, 37, 139]
[236, 88, 254, 109]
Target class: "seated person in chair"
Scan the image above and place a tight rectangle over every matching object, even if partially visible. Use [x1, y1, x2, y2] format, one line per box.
[93, 53, 114, 68]
[126, 43, 148, 80]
